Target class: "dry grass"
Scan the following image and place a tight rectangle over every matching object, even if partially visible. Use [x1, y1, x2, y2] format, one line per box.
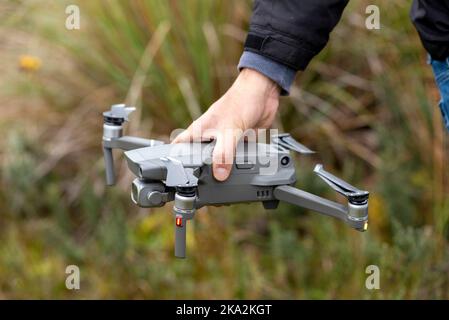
[0, 0, 447, 299]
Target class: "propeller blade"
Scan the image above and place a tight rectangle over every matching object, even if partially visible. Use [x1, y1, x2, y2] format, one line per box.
[272, 133, 314, 154]
[313, 164, 369, 201]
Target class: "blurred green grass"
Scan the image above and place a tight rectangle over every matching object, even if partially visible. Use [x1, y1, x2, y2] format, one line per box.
[0, 0, 448, 299]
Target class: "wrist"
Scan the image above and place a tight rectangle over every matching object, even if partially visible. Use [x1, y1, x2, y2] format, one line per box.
[238, 68, 280, 96]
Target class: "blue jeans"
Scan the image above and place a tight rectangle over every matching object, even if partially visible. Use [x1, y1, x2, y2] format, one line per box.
[430, 56, 449, 131]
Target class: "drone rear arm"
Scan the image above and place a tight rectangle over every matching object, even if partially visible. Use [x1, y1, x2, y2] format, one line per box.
[274, 185, 347, 219]
[273, 184, 368, 232]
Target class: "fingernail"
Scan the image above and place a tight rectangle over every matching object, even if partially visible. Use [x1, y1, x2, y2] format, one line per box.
[214, 167, 228, 181]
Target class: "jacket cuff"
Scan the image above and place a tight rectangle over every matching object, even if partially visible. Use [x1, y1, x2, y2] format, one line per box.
[243, 31, 317, 71]
[238, 51, 296, 96]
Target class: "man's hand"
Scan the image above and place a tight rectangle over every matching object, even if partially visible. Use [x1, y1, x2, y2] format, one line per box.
[172, 68, 281, 181]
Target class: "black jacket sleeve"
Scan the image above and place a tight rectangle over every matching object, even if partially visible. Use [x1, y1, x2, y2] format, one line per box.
[410, 0, 449, 61]
[243, 0, 349, 71]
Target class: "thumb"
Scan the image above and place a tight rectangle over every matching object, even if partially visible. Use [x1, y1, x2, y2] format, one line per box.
[212, 129, 242, 181]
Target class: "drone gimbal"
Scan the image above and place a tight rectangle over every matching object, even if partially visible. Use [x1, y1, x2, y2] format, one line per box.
[102, 104, 369, 258]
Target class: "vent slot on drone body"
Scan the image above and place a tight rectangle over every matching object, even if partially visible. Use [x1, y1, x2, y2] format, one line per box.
[257, 190, 270, 198]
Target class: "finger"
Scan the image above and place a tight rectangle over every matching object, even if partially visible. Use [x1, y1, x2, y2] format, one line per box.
[172, 127, 192, 143]
[172, 122, 203, 143]
[212, 129, 242, 181]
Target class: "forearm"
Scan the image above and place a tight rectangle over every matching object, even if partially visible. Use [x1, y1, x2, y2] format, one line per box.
[244, 0, 349, 71]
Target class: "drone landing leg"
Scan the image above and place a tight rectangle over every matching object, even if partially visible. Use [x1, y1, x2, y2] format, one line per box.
[174, 214, 187, 258]
[103, 146, 115, 185]
[172, 190, 196, 258]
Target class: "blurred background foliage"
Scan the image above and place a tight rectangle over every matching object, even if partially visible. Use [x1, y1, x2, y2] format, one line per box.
[0, 0, 448, 299]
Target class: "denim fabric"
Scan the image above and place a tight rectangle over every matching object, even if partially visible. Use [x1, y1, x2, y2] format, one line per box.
[238, 51, 296, 96]
[430, 56, 449, 131]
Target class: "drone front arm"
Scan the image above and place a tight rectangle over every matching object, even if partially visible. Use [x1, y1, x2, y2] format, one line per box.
[273, 185, 368, 231]
[105, 136, 163, 151]
[103, 136, 164, 186]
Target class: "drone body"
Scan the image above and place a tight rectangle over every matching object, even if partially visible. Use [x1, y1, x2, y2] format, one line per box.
[125, 140, 298, 209]
[103, 104, 370, 258]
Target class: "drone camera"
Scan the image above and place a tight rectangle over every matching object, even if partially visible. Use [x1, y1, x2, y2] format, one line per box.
[131, 179, 168, 208]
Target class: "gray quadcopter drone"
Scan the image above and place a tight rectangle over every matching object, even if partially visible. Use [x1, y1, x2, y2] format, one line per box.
[102, 104, 369, 258]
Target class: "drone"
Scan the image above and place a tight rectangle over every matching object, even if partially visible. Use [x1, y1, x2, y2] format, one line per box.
[102, 104, 369, 258]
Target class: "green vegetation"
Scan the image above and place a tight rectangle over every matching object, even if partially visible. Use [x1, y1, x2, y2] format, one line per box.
[0, 0, 448, 299]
